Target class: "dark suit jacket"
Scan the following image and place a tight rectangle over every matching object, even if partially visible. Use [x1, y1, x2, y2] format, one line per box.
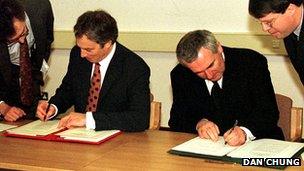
[49, 43, 151, 132]
[0, 0, 53, 117]
[169, 46, 284, 140]
[284, 23, 304, 85]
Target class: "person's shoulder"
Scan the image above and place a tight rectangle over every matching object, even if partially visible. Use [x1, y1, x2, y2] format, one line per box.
[24, 0, 51, 7]
[224, 46, 266, 62]
[171, 64, 194, 78]
[116, 42, 149, 67]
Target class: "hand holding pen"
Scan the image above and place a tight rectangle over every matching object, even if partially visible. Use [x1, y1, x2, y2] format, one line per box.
[43, 103, 51, 121]
[223, 120, 246, 146]
[36, 100, 54, 121]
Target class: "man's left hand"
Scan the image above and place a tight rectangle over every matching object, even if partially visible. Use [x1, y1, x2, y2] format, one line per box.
[58, 112, 86, 128]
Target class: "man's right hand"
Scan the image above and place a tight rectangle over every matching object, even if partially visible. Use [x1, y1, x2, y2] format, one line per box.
[0, 102, 25, 122]
[196, 119, 220, 142]
[36, 100, 55, 121]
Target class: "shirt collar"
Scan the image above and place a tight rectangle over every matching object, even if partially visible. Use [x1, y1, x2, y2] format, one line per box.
[205, 51, 224, 93]
[98, 42, 116, 66]
[293, 5, 303, 37]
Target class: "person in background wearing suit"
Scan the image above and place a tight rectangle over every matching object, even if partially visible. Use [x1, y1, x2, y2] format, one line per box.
[169, 30, 284, 146]
[249, 0, 304, 85]
[0, 0, 54, 121]
[36, 10, 150, 132]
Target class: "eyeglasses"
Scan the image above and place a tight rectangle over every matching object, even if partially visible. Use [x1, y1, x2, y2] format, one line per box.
[258, 14, 281, 28]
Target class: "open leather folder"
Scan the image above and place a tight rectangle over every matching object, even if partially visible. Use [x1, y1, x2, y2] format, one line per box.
[3, 120, 121, 145]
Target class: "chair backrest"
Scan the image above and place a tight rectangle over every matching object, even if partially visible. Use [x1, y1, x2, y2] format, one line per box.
[149, 93, 161, 130]
[275, 94, 302, 141]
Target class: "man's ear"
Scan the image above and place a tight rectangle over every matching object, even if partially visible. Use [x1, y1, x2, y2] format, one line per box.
[286, 4, 297, 15]
[217, 42, 223, 54]
[103, 41, 112, 49]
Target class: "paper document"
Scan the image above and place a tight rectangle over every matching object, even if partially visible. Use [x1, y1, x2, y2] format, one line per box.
[0, 123, 17, 132]
[57, 128, 120, 143]
[227, 139, 304, 158]
[6, 120, 61, 136]
[171, 137, 237, 157]
[170, 137, 304, 159]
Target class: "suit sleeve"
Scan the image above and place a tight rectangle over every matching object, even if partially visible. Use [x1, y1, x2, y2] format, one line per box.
[93, 61, 150, 132]
[49, 48, 77, 113]
[241, 53, 283, 140]
[44, 0, 54, 62]
[169, 68, 200, 133]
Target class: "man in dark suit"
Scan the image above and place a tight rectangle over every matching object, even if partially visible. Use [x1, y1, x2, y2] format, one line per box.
[0, 0, 53, 121]
[249, 0, 304, 85]
[169, 30, 284, 146]
[36, 10, 150, 132]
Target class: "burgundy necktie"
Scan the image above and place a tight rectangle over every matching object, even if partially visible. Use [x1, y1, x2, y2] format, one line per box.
[20, 40, 34, 106]
[86, 63, 101, 112]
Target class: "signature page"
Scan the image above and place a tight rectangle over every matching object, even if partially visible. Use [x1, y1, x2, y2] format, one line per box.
[171, 137, 237, 157]
[6, 120, 61, 136]
[227, 139, 304, 158]
[57, 128, 120, 142]
[0, 123, 17, 132]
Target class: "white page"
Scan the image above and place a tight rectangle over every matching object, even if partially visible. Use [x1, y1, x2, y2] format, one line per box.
[0, 123, 17, 132]
[171, 137, 237, 157]
[56, 128, 120, 142]
[227, 139, 304, 158]
[6, 120, 61, 136]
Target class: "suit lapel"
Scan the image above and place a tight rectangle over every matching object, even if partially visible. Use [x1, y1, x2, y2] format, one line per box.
[78, 57, 92, 110]
[99, 44, 122, 101]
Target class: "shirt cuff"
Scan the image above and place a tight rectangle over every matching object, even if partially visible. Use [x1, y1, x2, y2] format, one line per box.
[240, 126, 256, 142]
[0, 101, 3, 116]
[86, 112, 96, 130]
[46, 104, 58, 120]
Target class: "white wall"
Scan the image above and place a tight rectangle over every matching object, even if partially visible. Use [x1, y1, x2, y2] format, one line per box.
[50, 0, 260, 33]
[46, 0, 304, 127]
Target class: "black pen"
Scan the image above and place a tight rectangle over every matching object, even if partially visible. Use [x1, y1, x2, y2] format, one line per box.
[225, 120, 238, 145]
[44, 103, 51, 121]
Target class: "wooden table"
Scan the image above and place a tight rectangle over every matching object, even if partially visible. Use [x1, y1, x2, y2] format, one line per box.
[0, 129, 303, 170]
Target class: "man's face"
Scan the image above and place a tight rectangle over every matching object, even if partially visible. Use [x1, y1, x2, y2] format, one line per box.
[7, 18, 28, 45]
[76, 35, 112, 63]
[257, 4, 300, 39]
[185, 46, 225, 81]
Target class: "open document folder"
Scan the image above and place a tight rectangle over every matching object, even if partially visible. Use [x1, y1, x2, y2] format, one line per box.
[4, 120, 121, 145]
[168, 137, 304, 169]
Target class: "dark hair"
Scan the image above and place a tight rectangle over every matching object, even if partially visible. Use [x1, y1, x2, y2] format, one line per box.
[176, 30, 218, 64]
[0, 0, 25, 41]
[249, 0, 303, 18]
[74, 10, 118, 47]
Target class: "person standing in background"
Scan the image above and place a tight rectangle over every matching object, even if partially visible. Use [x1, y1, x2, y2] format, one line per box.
[0, 0, 54, 121]
[249, 0, 304, 85]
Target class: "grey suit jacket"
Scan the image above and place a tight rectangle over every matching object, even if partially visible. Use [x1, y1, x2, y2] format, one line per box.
[0, 0, 53, 117]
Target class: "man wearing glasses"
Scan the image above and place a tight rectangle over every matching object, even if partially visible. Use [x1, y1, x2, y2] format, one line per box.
[249, 0, 304, 85]
[0, 0, 54, 121]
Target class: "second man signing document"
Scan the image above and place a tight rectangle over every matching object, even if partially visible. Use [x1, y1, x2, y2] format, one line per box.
[36, 10, 151, 132]
[169, 30, 284, 146]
